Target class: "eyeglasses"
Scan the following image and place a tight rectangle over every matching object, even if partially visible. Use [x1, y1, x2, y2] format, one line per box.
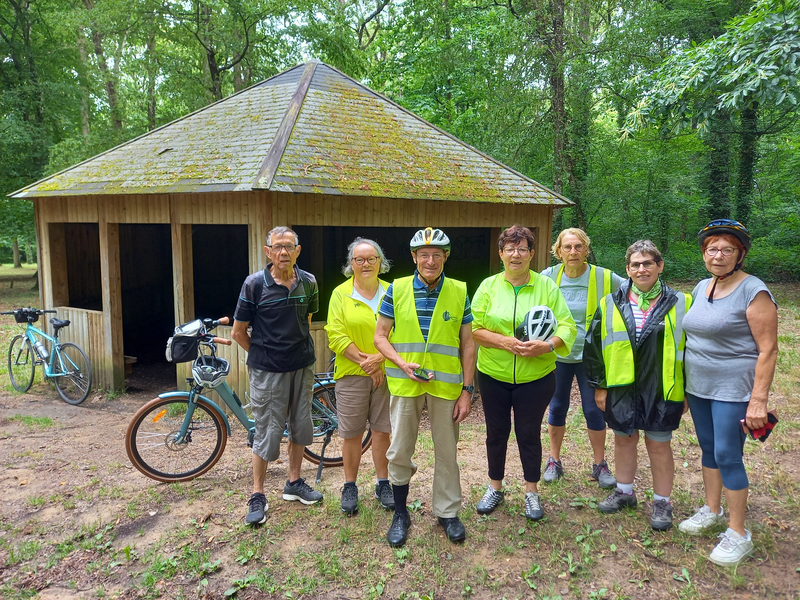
[502, 247, 531, 256]
[416, 252, 444, 262]
[705, 246, 736, 257]
[628, 260, 657, 271]
[562, 244, 585, 253]
[268, 244, 296, 253]
[353, 256, 379, 266]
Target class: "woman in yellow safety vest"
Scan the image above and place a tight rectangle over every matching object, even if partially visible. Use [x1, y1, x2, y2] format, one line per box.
[584, 240, 691, 532]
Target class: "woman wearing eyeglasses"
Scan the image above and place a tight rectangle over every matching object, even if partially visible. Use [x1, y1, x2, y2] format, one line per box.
[584, 240, 692, 531]
[471, 225, 576, 521]
[325, 238, 394, 514]
[678, 220, 777, 566]
[540, 228, 625, 489]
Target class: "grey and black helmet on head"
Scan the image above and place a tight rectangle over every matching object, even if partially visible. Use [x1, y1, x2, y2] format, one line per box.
[698, 219, 752, 303]
[410, 227, 451, 252]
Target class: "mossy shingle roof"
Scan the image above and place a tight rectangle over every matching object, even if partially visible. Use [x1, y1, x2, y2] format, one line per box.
[11, 61, 570, 205]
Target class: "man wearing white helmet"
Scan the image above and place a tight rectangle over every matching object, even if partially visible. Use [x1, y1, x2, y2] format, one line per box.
[374, 227, 476, 547]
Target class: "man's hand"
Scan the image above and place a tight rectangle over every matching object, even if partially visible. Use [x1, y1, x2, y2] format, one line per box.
[400, 361, 428, 381]
[452, 391, 471, 424]
[594, 388, 607, 411]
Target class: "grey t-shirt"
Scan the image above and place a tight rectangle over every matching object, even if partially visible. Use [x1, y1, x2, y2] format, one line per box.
[684, 275, 776, 402]
[541, 265, 625, 363]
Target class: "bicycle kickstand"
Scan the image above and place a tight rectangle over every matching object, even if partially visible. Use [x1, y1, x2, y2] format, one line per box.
[315, 430, 334, 484]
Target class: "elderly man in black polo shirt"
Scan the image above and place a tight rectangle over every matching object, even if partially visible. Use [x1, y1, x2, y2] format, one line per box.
[232, 226, 323, 526]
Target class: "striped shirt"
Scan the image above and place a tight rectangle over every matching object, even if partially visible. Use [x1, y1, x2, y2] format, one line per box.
[629, 292, 652, 341]
[379, 272, 473, 341]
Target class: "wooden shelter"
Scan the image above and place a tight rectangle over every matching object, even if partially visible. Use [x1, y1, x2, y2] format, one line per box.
[10, 60, 572, 397]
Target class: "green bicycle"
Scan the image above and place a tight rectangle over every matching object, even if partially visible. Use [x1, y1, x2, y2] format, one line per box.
[2, 307, 93, 405]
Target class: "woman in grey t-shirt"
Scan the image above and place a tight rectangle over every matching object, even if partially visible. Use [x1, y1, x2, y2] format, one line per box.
[680, 220, 778, 567]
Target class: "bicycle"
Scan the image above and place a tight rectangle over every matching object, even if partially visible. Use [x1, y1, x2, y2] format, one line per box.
[124, 317, 372, 483]
[2, 307, 93, 405]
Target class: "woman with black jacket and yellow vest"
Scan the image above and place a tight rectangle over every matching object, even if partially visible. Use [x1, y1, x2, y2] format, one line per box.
[584, 240, 692, 531]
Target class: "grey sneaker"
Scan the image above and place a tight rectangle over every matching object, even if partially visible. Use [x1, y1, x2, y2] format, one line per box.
[525, 492, 544, 521]
[283, 478, 323, 505]
[598, 488, 638, 514]
[591, 460, 616, 489]
[709, 528, 754, 567]
[650, 499, 673, 530]
[245, 492, 268, 525]
[543, 457, 563, 483]
[678, 505, 726, 536]
[375, 480, 395, 510]
[476, 486, 504, 515]
[341, 483, 358, 514]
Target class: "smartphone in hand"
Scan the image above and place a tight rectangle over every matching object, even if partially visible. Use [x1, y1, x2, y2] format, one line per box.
[412, 367, 432, 381]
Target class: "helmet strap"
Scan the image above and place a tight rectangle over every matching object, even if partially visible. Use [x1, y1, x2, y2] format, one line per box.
[418, 271, 442, 288]
[707, 249, 744, 303]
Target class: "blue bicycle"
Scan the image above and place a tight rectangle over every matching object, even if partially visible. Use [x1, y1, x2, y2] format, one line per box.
[2, 307, 92, 405]
[124, 317, 371, 483]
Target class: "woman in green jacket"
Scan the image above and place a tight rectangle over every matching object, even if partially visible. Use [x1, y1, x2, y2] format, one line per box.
[325, 238, 393, 514]
[472, 225, 576, 521]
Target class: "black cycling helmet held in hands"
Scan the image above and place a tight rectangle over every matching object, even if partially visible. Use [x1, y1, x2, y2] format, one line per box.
[697, 219, 751, 252]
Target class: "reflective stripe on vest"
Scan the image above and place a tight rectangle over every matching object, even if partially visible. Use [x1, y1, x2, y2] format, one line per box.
[599, 292, 691, 402]
[385, 276, 466, 400]
[550, 264, 612, 330]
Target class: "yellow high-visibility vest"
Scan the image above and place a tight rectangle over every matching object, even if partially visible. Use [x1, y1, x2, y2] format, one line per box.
[384, 276, 466, 400]
[548, 264, 613, 330]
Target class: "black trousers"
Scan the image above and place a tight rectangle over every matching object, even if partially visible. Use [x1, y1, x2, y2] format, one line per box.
[477, 370, 556, 484]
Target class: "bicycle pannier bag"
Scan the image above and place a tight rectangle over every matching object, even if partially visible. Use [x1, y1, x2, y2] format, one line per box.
[165, 319, 203, 363]
[14, 308, 38, 324]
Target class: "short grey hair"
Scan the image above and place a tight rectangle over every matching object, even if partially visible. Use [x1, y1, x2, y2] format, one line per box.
[342, 237, 392, 277]
[266, 226, 299, 246]
[625, 239, 663, 264]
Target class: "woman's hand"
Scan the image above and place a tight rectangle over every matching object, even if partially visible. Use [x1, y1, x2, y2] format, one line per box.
[745, 398, 768, 430]
[517, 340, 551, 358]
[359, 353, 384, 376]
[594, 388, 607, 411]
[370, 371, 385, 388]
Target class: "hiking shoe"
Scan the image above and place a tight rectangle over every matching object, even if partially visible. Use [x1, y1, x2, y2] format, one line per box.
[709, 528, 754, 567]
[245, 492, 268, 525]
[543, 457, 563, 483]
[438, 517, 466, 542]
[525, 492, 544, 521]
[341, 483, 359, 514]
[476, 486, 504, 515]
[598, 488, 638, 514]
[678, 505, 726, 536]
[650, 499, 673, 531]
[282, 478, 323, 505]
[387, 512, 411, 547]
[375, 480, 395, 510]
[591, 460, 617, 489]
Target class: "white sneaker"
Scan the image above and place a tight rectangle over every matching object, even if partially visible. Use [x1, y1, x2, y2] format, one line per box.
[678, 505, 725, 535]
[709, 528, 754, 567]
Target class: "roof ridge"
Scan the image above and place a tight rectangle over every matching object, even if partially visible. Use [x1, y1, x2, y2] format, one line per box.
[253, 62, 317, 189]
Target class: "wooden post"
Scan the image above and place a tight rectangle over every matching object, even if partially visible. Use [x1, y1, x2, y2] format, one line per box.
[98, 206, 125, 390]
[47, 223, 69, 307]
[489, 227, 502, 275]
[170, 195, 195, 389]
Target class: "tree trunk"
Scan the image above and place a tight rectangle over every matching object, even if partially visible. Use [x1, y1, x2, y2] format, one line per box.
[549, 0, 566, 195]
[200, 4, 223, 101]
[83, 0, 122, 129]
[76, 29, 92, 137]
[12, 239, 21, 268]
[736, 105, 757, 225]
[705, 120, 731, 220]
[146, 22, 157, 130]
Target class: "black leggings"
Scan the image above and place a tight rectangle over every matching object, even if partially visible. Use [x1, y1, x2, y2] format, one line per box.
[477, 370, 556, 483]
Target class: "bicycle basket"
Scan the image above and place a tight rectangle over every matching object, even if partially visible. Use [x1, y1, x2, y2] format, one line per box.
[192, 356, 230, 388]
[165, 319, 203, 363]
[14, 308, 38, 324]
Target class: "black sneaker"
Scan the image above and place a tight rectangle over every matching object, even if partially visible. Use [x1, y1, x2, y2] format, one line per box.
[375, 480, 395, 510]
[245, 492, 268, 525]
[283, 478, 323, 505]
[341, 483, 359, 514]
[387, 512, 411, 547]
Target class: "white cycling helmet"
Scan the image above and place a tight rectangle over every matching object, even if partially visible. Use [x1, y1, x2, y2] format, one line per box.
[515, 306, 557, 342]
[410, 227, 451, 252]
[192, 356, 231, 388]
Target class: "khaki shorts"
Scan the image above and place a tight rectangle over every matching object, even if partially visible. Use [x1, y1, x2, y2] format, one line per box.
[334, 375, 391, 438]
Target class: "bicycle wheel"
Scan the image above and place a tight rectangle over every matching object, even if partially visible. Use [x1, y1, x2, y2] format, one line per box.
[53, 342, 92, 405]
[126, 396, 228, 482]
[8, 335, 35, 393]
[303, 384, 372, 467]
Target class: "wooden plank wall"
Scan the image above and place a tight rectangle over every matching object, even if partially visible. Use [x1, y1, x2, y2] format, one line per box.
[273, 194, 554, 270]
[53, 307, 108, 390]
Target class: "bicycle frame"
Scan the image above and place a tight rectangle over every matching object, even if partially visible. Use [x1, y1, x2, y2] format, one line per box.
[22, 323, 70, 378]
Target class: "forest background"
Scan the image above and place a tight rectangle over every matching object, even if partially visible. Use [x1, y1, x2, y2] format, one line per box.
[1, 0, 798, 280]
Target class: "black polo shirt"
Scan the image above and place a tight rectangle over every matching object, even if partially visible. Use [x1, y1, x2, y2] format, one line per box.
[234, 264, 319, 373]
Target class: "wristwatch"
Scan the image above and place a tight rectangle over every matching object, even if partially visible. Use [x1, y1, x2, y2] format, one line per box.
[463, 384, 475, 394]
[547, 340, 555, 353]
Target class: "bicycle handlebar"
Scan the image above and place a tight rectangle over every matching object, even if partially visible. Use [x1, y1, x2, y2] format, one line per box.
[1, 308, 57, 316]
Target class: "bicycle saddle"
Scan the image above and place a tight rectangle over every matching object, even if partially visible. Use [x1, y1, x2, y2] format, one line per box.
[50, 318, 70, 330]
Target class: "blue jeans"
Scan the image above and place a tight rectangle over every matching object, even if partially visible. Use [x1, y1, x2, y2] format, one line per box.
[687, 393, 749, 491]
[547, 361, 606, 431]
